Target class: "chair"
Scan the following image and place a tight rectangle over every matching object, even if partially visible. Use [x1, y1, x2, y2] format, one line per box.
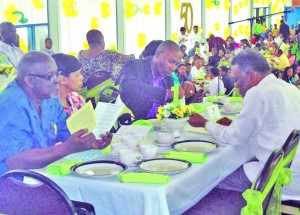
[241, 149, 287, 215]
[0, 169, 95, 215]
[280, 130, 300, 214]
[98, 85, 119, 103]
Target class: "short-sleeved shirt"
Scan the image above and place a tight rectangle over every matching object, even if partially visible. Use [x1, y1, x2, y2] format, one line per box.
[0, 81, 70, 174]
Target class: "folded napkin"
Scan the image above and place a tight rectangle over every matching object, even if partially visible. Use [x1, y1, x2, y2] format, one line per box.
[205, 96, 224, 103]
[194, 104, 207, 113]
[101, 145, 112, 155]
[46, 160, 83, 176]
[132, 120, 154, 131]
[164, 151, 207, 164]
[117, 173, 170, 184]
[215, 115, 235, 121]
[229, 97, 243, 103]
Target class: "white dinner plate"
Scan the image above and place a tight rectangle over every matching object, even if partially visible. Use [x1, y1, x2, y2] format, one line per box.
[171, 140, 218, 153]
[71, 160, 128, 179]
[137, 158, 191, 174]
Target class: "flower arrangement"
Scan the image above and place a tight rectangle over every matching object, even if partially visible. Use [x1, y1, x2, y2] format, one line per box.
[156, 103, 195, 120]
[0, 64, 15, 77]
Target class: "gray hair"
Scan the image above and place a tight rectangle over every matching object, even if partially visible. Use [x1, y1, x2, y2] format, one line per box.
[155, 40, 181, 55]
[231, 49, 270, 74]
[17, 51, 54, 80]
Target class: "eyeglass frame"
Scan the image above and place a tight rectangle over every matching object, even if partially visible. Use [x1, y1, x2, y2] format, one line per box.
[27, 70, 62, 82]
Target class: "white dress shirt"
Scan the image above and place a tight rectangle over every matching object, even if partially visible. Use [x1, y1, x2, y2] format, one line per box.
[188, 33, 204, 50]
[41, 47, 55, 55]
[190, 66, 206, 81]
[207, 76, 225, 96]
[0, 41, 24, 68]
[205, 74, 300, 200]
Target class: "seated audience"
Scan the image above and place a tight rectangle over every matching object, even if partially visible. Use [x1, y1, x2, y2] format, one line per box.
[118, 40, 195, 120]
[271, 49, 290, 71]
[41, 38, 55, 56]
[52, 53, 85, 116]
[226, 36, 239, 49]
[180, 44, 187, 57]
[0, 51, 112, 175]
[191, 59, 206, 81]
[219, 66, 234, 96]
[174, 63, 188, 84]
[184, 62, 192, 81]
[208, 34, 227, 52]
[0, 22, 24, 68]
[205, 67, 225, 96]
[239, 39, 251, 49]
[207, 47, 221, 67]
[282, 66, 294, 84]
[78, 29, 134, 86]
[188, 49, 300, 202]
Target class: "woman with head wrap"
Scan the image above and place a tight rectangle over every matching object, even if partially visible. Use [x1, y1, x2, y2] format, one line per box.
[52, 53, 85, 116]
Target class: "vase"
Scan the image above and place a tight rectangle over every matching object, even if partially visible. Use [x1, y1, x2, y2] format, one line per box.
[162, 117, 188, 139]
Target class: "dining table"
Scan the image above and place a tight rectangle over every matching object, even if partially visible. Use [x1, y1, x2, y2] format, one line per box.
[31, 124, 253, 215]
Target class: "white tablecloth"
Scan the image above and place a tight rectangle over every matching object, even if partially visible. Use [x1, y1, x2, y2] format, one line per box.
[33, 131, 253, 215]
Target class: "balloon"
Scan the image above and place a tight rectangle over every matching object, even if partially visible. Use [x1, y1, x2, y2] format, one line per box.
[125, 0, 136, 19]
[19, 37, 28, 53]
[206, 0, 213, 10]
[224, 27, 230, 38]
[143, 4, 150, 14]
[138, 33, 147, 48]
[224, 0, 230, 11]
[4, 5, 19, 23]
[101, 2, 111, 18]
[239, 1, 243, 8]
[244, 0, 249, 6]
[68, 52, 77, 57]
[83, 41, 89, 49]
[171, 32, 178, 42]
[62, 0, 78, 17]
[154, 1, 162, 15]
[233, 30, 239, 37]
[32, 0, 44, 9]
[238, 24, 244, 34]
[233, 4, 238, 14]
[215, 22, 220, 32]
[174, 0, 181, 10]
[90, 17, 99, 29]
[107, 44, 119, 52]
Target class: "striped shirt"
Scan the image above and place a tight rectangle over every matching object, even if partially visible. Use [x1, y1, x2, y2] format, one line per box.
[0, 41, 24, 68]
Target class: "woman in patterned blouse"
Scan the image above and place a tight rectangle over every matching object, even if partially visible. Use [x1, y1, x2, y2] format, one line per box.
[52, 53, 85, 116]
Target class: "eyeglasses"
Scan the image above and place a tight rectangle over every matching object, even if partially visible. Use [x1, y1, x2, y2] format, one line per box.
[28, 70, 61, 82]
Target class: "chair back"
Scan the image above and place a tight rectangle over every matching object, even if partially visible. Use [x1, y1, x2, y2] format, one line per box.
[281, 129, 300, 167]
[98, 85, 119, 103]
[0, 169, 77, 215]
[85, 71, 110, 90]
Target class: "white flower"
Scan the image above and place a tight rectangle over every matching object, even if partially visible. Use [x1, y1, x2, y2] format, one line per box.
[163, 110, 170, 118]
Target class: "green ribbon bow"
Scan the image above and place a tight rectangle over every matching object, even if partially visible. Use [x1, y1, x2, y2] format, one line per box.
[241, 189, 263, 215]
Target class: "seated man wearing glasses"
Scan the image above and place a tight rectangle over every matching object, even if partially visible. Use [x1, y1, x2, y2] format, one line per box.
[0, 51, 112, 175]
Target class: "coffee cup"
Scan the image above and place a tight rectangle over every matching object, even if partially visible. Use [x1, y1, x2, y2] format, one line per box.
[157, 132, 173, 145]
[111, 143, 129, 157]
[140, 144, 158, 159]
[118, 149, 143, 166]
[121, 134, 140, 148]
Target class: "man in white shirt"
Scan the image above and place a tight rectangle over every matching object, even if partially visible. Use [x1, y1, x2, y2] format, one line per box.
[40, 38, 55, 56]
[188, 49, 300, 201]
[188, 25, 204, 51]
[190, 59, 206, 80]
[0, 22, 24, 68]
[205, 67, 225, 96]
[274, 33, 283, 47]
[178, 27, 188, 46]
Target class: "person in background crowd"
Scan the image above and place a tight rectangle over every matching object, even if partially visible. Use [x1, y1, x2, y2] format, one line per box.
[119, 40, 195, 119]
[180, 44, 187, 57]
[272, 23, 279, 36]
[279, 19, 290, 40]
[140, 40, 163, 59]
[174, 63, 188, 84]
[188, 49, 300, 208]
[184, 62, 192, 81]
[226, 36, 239, 50]
[271, 49, 290, 71]
[219, 66, 234, 96]
[208, 34, 227, 52]
[78, 29, 134, 85]
[204, 67, 225, 96]
[41, 38, 55, 56]
[240, 39, 251, 49]
[282, 66, 294, 84]
[290, 24, 296, 36]
[188, 25, 204, 51]
[0, 51, 112, 175]
[178, 26, 188, 46]
[191, 59, 206, 81]
[0, 22, 24, 68]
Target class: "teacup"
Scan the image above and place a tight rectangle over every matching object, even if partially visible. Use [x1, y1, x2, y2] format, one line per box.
[121, 134, 140, 148]
[140, 144, 158, 159]
[111, 143, 129, 157]
[118, 149, 143, 166]
[157, 132, 173, 145]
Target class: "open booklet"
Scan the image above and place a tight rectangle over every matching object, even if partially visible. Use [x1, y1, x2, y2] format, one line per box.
[66, 101, 124, 137]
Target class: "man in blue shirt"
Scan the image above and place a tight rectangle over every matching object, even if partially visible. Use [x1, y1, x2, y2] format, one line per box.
[0, 51, 111, 175]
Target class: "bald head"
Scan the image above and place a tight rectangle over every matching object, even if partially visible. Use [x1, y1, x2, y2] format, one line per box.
[17, 51, 56, 80]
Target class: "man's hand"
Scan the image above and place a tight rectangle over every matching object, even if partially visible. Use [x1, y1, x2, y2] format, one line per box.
[216, 117, 232, 126]
[92, 132, 113, 149]
[167, 88, 185, 99]
[188, 113, 207, 127]
[182, 81, 195, 98]
[63, 129, 95, 153]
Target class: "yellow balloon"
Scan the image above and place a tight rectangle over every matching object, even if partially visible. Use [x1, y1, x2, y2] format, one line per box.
[107, 44, 119, 52]
[224, 27, 230, 38]
[83, 41, 89, 49]
[254, 0, 259, 4]
[125, 0, 136, 19]
[215, 22, 220, 32]
[239, 1, 243, 8]
[238, 25, 244, 34]
[233, 30, 239, 37]
[233, 5, 238, 14]
[68, 52, 77, 57]
[171, 32, 178, 42]
[62, 0, 78, 17]
[90, 17, 99, 29]
[154, 1, 162, 15]
[267, 0, 271, 4]
[261, 0, 265, 6]
[173, 0, 181, 10]
[224, 0, 230, 11]
[32, 0, 44, 9]
[206, 0, 213, 10]
[282, 0, 286, 4]
[143, 4, 150, 14]
[244, 0, 249, 6]
[138, 33, 147, 48]
[4, 5, 19, 23]
[101, 2, 111, 18]
[207, 31, 213, 38]
[19, 37, 28, 53]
